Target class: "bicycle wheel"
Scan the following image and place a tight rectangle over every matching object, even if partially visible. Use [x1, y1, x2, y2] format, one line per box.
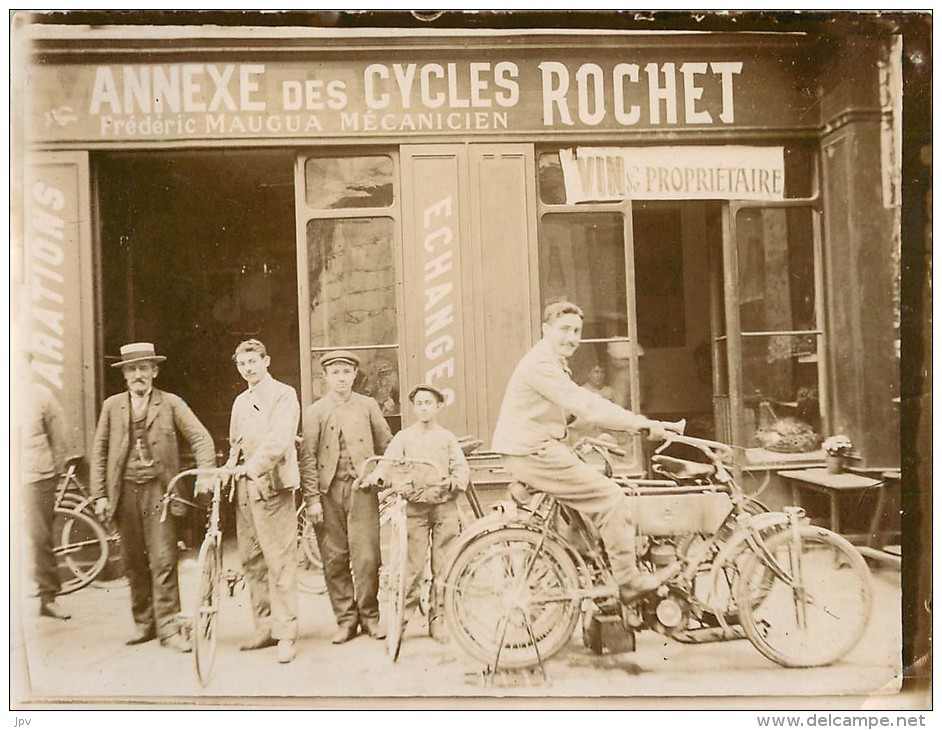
[380, 504, 409, 661]
[53, 507, 109, 594]
[736, 525, 873, 667]
[443, 527, 581, 669]
[193, 536, 222, 686]
[298, 513, 322, 570]
[296, 515, 327, 595]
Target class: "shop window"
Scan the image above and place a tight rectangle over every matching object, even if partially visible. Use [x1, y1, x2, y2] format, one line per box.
[538, 211, 640, 465]
[734, 206, 823, 461]
[304, 155, 394, 209]
[537, 153, 566, 205]
[305, 215, 401, 431]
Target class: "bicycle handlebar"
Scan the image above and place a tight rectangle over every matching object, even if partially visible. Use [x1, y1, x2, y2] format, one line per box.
[356, 455, 446, 492]
[576, 436, 627, 457]
[160, 467, 240, 522]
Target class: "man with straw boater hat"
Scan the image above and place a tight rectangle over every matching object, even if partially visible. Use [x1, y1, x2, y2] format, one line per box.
[91, 342, 215, 652]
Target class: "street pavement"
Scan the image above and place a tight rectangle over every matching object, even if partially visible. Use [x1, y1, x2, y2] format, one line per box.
[12, 543, 903, 708]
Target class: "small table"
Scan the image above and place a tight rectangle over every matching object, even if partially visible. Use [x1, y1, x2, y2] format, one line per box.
[777, 468, 888, 547]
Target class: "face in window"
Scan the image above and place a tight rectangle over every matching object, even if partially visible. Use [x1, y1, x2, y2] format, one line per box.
[587, 365, 606, 388]
[235, 351, 270, 387]
[324, 362, 357, 398]
[542, 313, 583, 360]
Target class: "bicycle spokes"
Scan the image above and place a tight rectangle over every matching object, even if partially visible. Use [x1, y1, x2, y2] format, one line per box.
[737, 526, 872, 667]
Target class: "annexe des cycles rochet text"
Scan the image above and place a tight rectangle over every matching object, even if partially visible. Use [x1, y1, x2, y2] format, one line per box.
[86, 59, 746, 136]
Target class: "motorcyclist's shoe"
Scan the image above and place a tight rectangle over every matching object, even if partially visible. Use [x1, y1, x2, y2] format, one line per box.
[618, 564, 678, 605]
[618, 573, 661, 605]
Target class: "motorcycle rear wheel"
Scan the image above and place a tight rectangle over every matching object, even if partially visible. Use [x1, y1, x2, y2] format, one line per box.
[443, 527, 581, 669]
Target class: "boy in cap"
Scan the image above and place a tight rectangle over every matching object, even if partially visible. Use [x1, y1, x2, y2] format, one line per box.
[299, 350, 393, 644]
[91, 343, 215, 652]
[362, 383, 469, 643]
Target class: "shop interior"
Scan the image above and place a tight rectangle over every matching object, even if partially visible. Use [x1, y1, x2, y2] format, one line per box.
[95, 150, 300, 455]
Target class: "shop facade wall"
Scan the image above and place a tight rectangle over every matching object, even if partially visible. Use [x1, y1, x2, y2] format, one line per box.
[818, 37, 900, 469]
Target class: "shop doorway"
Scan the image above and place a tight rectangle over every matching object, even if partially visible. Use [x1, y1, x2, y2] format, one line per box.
[95, 150, 299, 451]
[631, 200, 721, 440]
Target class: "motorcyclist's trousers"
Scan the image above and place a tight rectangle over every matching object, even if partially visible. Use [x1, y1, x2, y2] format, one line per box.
[502, 439, 640, 585]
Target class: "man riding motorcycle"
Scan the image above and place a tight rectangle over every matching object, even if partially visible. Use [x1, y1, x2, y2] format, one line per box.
[491, 301, 676, 605]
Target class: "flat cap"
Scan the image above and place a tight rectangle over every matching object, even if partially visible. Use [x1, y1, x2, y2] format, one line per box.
[319, 350, 360, 369]
[408, 383, 445, 403]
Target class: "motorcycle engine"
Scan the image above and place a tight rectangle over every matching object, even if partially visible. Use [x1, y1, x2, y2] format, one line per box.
[640, 538, 691, 634]
[647, 587, 691, 634]
[645, 537, 677, 567]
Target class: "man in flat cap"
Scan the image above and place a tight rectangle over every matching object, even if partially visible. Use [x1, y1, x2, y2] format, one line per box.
[91, 342, 215, 652]
[224, 339, 301, 664]
[299, 350, 393, 644]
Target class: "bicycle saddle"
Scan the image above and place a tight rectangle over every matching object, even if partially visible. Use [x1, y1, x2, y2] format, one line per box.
[651, 455, 715, 480]
[65, 454, 85, 470]
[458, 436, 484, 456]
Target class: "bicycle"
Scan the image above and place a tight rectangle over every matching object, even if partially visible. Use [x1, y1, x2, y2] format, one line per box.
[356, 455, 444, 661]
[442, 430, 873, 673]
[160, 466, 238, 687]
[355, 450, 485, 661]
[51, 457, 118, 594]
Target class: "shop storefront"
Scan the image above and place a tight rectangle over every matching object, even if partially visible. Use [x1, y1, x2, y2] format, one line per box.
[17, 24, 902, 493]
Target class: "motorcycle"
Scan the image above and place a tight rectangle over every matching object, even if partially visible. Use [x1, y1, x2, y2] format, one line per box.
[440, 429, 873, 674]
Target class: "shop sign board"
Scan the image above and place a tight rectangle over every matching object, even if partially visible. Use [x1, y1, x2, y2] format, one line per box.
[24, 157, 90, 453]
[560, 145, 785, 203]
[400, 147, 469, 435]
[27, 47, 814, 143]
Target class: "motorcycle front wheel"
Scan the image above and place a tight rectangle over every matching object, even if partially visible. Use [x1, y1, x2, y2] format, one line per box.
[736, 525, 873, 667]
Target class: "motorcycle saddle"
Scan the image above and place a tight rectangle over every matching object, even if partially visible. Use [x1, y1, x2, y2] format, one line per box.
[651, 455, 716, 480]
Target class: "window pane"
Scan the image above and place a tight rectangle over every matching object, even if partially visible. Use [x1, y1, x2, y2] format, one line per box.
[307, 217, 397, 347]
[538, 152, 566, 205]
[305, 156, 394, 209]
[742, 334, 822, 456]
[310, 346, 402, 433]
[736, 207, 816, 333]
[567, 341, 639, 464]
[539, 212, 628, 340]
[633, 205, 686, 348]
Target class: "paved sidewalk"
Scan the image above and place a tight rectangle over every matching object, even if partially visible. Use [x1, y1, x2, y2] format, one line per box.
[12, 547, 904, 706]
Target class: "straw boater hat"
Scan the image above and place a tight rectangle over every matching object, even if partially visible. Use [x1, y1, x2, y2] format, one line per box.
[111, 342, 167, 368]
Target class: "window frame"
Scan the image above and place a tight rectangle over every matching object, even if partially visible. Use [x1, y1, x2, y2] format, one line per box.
[537, 152, 645, 472]
[723, 198, 829, 465]
[294, 148, 404, 414]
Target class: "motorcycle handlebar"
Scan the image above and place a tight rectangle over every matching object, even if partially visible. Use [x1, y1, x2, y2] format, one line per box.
[657, 433, 735, 461]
